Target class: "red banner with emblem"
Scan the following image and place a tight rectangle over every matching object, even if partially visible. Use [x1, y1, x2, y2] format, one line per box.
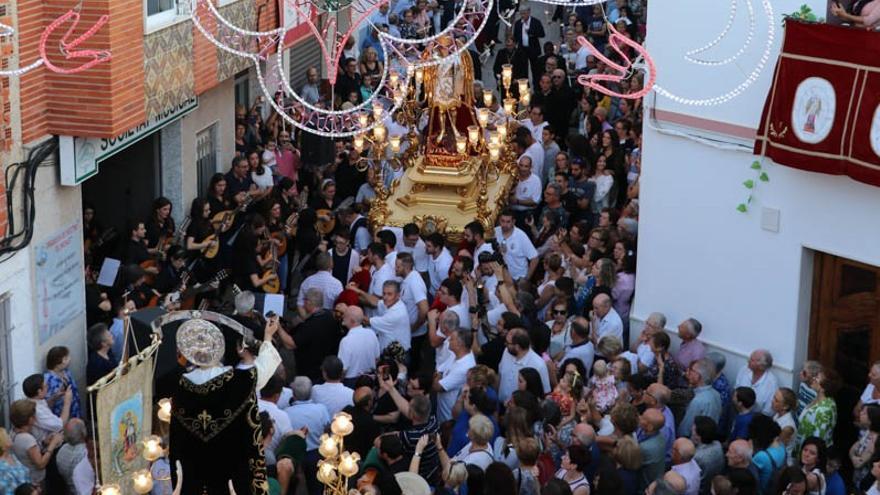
[754, 21, 880, 187]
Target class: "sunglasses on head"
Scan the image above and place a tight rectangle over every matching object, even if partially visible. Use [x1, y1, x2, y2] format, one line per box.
[552, 309, 567, 315]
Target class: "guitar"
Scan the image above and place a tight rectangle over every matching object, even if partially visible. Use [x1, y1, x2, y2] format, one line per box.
[211, 194, 253, 233]
[147, 271, 191, 308]
[261, 240, 281, 294]
[178, 270, 229, 309]
[315, 197, 355, 235]
[84, 227, 118, 253]
[271, 212, 299, 258]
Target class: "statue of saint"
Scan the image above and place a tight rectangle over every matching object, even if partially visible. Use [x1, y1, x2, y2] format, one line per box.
[423, 37, 476, 155]
[169, 317, 281, 494]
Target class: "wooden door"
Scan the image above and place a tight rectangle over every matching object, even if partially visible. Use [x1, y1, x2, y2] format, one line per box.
[809, 253, 880, 450]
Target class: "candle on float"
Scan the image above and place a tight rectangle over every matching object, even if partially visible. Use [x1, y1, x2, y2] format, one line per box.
[517, 78, 529, 96]
[488, 144, 500, 161]
[358, 113, 369, 127]
[353, 134, 365, 152]
[157, 398, 171, 423]
[477, 108, 490, 128]
[338, 451, 361, 477]
[372, 102, 384, 121]
[318, 434, 339, 458]
[389, 135, 401, 154]
[482, 89, 493, 107]
[142, 435, 163, 462]
[520, 92, 531, 106]
[456, 136, 468, 155]
[503, 98, 516, 115]
[373, 124, 386, 142]
[467, 125, 480, 145]
[132, 471, 153, 495]
[99, 485, 121, 495]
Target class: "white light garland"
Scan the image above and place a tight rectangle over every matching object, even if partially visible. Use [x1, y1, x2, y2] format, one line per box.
[192, 0, 492, 137]
[652, 0, 774, 106]
[683, 0, 755, 67]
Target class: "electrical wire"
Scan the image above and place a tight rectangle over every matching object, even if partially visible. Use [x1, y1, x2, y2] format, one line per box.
[0, 138, 58, 260]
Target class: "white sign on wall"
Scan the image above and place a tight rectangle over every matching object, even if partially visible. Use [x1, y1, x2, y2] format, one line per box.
[58, 96, 199, 186]
[34, 220, 85, 344]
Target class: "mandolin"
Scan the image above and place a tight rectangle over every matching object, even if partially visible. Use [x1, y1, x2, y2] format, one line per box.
[211, 194, 253, 233]
[261, 240, 281, 294]
[201, 234, 220, 259]
[315, 197, 355, 235]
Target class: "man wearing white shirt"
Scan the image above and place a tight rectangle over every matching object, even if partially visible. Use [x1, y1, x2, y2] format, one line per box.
[311, 356, 355, 416]
[510, 156, 542, 216]
[590, 293, 624, 343]
[365, 280, 412, 352]
[297, 252, 344, 316]
[347, 243, 394, 317]
[285, 376, 331, 452]
[516, 126, 545, 181]
[734, 349, 780, 416]
[560, 318, 595, 373]
[438, 279, 471, 330]
[258, 376, 293, 451]
[396, 253, 429, 366]
[632, 312, 666, 371]
[396, 223, 430, 273]
[425, 233, 453, 296]
[376, 229, 399, 274]
[434, 328, 476, 422]
[337, 305, 381, 381]
[494, 209, 539, 281]
[464, 221, 494, 262]
[519, 104, 548, 144]
[429, 309, 459, 373]
[498, 328, 551, 402]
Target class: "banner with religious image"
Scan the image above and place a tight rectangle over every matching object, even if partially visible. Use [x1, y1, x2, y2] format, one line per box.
[96, 357, 156, 488]
[754, 20, 880, 187]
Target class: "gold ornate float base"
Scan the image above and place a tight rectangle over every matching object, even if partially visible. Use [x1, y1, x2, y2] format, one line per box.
[369, 154, 516, 242]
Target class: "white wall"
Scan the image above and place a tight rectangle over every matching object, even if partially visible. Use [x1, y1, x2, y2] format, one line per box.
[645, 0, 825, 128]
[181, 77, 236, 209]
[0, 160, 86, 400]
[637, 0, 880, 386]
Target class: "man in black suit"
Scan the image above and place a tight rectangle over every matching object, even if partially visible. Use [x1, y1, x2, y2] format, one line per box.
[512, 6, 545, 87]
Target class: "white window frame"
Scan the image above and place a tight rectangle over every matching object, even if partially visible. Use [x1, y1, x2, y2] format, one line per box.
[144, 0, 187, 33]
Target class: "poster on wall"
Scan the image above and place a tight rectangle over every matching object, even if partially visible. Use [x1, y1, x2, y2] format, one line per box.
[35, 221, 85, 344]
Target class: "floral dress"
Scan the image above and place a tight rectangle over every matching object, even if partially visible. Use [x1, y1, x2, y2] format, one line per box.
[797, 397, 837, 448]
[44, 369, 82, 418]
[0, 455, 30, 493]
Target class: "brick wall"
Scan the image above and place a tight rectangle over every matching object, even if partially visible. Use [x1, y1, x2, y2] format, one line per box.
[17, 0, 273, 141]
[0, 175, 6, 238]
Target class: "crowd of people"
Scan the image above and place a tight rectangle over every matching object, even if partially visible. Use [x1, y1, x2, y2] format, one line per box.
[3, 1, 879, 494]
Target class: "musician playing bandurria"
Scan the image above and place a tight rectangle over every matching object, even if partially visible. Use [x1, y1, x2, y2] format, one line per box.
[146, 196, 176, 253]
[232, 214, 277, 292]
[186, 198, 219, 283]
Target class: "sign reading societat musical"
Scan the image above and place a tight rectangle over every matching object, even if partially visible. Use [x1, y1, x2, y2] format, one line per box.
[58, 96, 198, 186]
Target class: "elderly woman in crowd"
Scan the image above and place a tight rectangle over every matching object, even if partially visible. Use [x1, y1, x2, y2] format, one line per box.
[797, 369, 841, 449]
[555, 444, 591, 495]
[43, 346, 82, 419]
[9, 400, 62, 486]
[451, 414, 497, 471]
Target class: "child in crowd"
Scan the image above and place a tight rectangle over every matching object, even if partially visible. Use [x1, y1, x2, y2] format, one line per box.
[588, 360, 618, 413]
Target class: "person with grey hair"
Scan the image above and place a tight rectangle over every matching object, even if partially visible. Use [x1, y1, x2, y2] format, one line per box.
[428, 308, 460, 373]
[798, 360, 823, 417]
[56, 418, 92, 493]
[337, 305, 380, 384]
[432, 328, 476, 422]
[633, 312, 667, 371]
[706, 351, 734, 430]
[297, 251, 343, 315]
[234, 290, 256, 315]
[674, 318, 706, 369]
[365, 279, 412, 353]
[617, 217, 638, 241]
[735, 349, 779, 416]
[678, 359, 722, 437]
[292, 287, 343, 382]
[284, 376, 330, 453]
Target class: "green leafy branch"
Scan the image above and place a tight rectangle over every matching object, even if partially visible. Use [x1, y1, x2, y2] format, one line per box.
[736, 160, 770, 213]
[783, 4, 825, 25]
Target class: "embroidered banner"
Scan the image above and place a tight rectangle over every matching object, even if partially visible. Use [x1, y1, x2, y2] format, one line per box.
[96, 356, 156, 488]
[754, 21, 880, 187]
